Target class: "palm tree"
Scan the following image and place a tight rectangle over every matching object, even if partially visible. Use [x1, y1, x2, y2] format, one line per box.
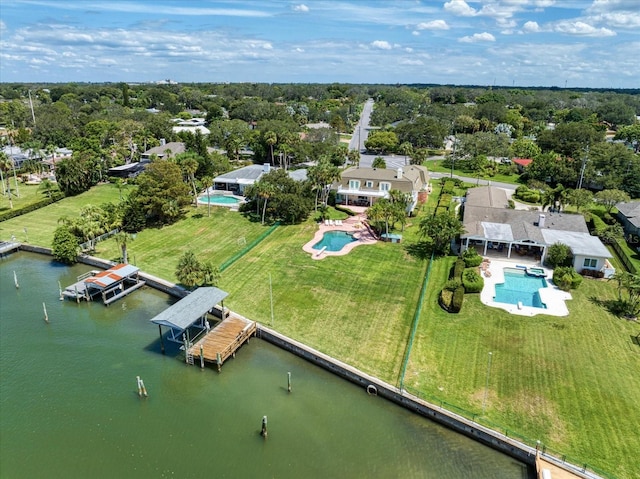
[398, 142, 413, 166]
[347, 149, 360, 168]
[0, 153, 14, 209]
[265, 131, 277, 165]
[38, 178, 57, 199]
[114, 231, 134, 264]
[201, 175, 213, 217]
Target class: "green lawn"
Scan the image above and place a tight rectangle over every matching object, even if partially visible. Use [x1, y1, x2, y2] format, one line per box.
[404, 259, 639, 479]
[0, 183, 133, 246]
[96, 206, 270, 282]
[2, 184, 638, 478]
[429, 160, 522, 185]
[0, 182, 52, 213]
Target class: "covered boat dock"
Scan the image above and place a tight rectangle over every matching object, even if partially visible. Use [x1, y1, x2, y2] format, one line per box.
[63, 263, 145, 305]
[149, 287, 255, 368]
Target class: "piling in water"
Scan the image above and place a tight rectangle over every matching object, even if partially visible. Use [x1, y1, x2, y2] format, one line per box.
[136, 376, 148, 397]
[43, 302, 49, 323]
[261, 415, 268, 438]
[287, 372, 291, 393]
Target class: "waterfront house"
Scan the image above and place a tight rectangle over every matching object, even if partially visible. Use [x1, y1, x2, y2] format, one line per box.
[461, 186, 615, 278]
[334, 165, 430, 213]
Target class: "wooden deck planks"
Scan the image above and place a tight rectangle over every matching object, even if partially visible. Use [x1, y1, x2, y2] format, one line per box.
[189, 315, 256, 365]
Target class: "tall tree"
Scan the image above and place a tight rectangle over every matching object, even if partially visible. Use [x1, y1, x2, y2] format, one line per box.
[595, 189, 630, 214]
[419, 211, 465, 255]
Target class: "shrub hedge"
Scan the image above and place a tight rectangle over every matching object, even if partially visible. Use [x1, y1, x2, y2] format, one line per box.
[439, 288, 454, 312]
[552, 266, 583, 291]
[462, 268, 484, 293]
[452, 258, 465, 280]
[451, 286, 465, 313]
[462, 249, 483, 267]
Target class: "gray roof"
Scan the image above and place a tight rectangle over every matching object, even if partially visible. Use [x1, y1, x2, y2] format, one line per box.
[150, 287, 228, 331]
[462, 186, 611, 258]
[288, 168, 308, 182]
[541, 230, 612, 258]
[463, 206, 588, 242]
[465, 186, 509, 209]
[616, 201, 640, 228]
[214, 164, 269, 183]
[142, 142, 186, 158]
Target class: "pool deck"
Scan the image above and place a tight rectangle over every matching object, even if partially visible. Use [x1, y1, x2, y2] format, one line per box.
[480, 257, 572, 317]
[302, 213, 377, 260]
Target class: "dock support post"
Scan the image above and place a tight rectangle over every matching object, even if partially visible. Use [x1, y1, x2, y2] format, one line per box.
[216, 353, 222, 372]
[58, 281, 63, 301]
[183, 334, 189, 364]
[200, 345, 204, 369]
[158, 325, 165, 354]
[43, 302, 49, 323]
[136, 376, 148, 397]
[75, 285, 79, 303]
[287, 372, 291, 393]
[261, 415, 268, 438]
[13, 271, 19, 289]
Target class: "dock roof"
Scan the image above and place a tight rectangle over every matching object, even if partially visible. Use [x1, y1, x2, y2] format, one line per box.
[85, 263, 139, 289]
[150, 287, 228, 332]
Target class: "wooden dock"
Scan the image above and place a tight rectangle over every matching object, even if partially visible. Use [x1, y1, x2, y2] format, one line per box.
[188, 315, 256, 369]
[0, 241, 21, 256]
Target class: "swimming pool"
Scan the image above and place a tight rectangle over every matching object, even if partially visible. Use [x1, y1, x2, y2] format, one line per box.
[494, 268, 548, 308]
[312, 231, 356, 252]
[198, 195, 241, 205]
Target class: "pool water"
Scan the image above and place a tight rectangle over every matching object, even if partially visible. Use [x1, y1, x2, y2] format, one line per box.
[494, 268, 548, 308]
[312, 230, 356, 252]
[198, 195, 241, 205]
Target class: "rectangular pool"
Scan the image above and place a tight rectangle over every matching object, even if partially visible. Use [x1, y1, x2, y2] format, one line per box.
[494, 268, 547, 308]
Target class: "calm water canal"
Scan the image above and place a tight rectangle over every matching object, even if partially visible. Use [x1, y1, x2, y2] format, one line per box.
[1, 252, 533, 478]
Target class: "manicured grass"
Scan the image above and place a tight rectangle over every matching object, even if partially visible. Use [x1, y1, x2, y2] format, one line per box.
[96, 206, 270, 283]
[0, 183, 133, 246]
[429, 160, 522, 185]
[404, 259, 640, 479]
[4, 184, 638, 478]
[219, 220, 427, 381]
[0, 182, 52, 213]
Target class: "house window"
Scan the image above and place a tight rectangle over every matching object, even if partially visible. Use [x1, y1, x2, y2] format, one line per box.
[583, 258, 597, 268]
[349, 180, 360, 190]
[380, 182, 391, 192]
[365, 180, 374, 188]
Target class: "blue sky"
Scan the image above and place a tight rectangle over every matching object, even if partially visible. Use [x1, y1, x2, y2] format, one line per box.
[1, 0, 638, 88]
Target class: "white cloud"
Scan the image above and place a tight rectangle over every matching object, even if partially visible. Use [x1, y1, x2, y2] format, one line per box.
[292, 4, 309, 13]
[412, 30, 420, 36]
[399, 58, 424, 66]
[522, 21, 541, 32]
[371, 40, 392, 50]
[0, 20, 6, 31]
[444, 0, 476, 17]
[459, 32, 496, 43]
[416, 20, 449, 30]
[553, 21, 616, 37]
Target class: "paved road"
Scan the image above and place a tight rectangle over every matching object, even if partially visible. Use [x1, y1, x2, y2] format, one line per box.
[349, 99, 517, 191]
[348, 98, 374, 152]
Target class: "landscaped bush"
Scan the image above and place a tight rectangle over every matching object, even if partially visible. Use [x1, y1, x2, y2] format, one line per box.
[450, 286, 465, 313]
[444, 278, 461, 291]
[442, 180, 455, 195]
[438, 194, 452, 206]
[546, 242, 573, 268]
[514, 185, 541, 204]
[452, 258, 465, 279]
[461, 248, 483, 267]
[439, 288, 454, 311]
[552, 266, 583, 291]
[462, 268, 484, 293]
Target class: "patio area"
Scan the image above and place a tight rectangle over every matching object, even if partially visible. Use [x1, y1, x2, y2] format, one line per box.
[302, 213, 377, 260]
[479, 257, 572, 317]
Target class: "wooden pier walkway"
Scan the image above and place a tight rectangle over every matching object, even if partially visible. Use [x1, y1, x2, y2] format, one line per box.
[188, 315, 256, 369]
